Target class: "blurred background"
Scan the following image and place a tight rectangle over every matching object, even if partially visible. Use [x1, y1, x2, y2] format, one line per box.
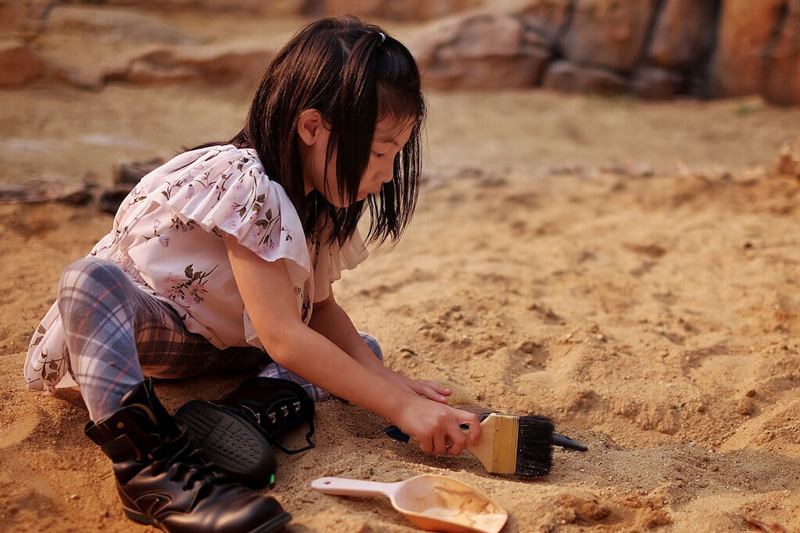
[1, 0, 799, 187]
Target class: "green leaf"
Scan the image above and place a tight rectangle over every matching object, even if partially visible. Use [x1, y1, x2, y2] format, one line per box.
[256, 194, 265, 203]
[266, 208, 273, 219]
[238, 207, 247, 217]
[184, 265, 194, 278]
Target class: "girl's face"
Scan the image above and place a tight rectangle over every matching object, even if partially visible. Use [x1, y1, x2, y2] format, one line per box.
[299, 111, 415, 208]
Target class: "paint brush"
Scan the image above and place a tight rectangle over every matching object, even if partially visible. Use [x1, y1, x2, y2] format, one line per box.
[384, 411, 586, 477]
[384, 379, 587, 476]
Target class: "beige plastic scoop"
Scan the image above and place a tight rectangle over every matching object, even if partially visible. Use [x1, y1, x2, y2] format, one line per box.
[311, 474, 508, 533]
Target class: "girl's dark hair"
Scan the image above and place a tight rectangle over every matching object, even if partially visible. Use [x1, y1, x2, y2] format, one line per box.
[229, 15, 425, 246]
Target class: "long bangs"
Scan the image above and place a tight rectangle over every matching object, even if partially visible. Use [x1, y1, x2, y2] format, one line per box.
[325, 32, 425, 247]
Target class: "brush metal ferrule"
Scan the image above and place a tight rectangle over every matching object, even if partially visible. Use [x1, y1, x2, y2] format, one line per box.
[491, 414, 519, 475]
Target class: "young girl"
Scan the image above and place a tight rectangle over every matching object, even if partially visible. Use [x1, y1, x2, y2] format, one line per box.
[24, 15, 481, 533]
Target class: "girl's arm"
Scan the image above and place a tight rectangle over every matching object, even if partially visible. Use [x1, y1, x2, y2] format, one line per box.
[308, 290, 453, 404]
[223, 234, 481, 455]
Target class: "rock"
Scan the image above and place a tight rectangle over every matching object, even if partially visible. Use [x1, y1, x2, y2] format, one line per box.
[162, 0, 302, 15]
[709, 0, 784, 98]
[514, 0, 573, 47]
[775, 139, 800, 179]
[114, 158, 165, 185]
[558, 0, 660, 73]
[631, 65, 685, 99]
[734, 397, 755, 416]
[45, 6, 204, 45]
[415, 10, 550, 90]
[110, 43, 274, 90]
[0, 41, 44, 88]
[542, 60, 626, 96]
[763, 2, 800, 106]
[648, 0, 718, 70]
[0, 179, 93, 205]
[0, 0, 52, 36]
[305, 0, 481, 21]
[98, 187, 134, 215]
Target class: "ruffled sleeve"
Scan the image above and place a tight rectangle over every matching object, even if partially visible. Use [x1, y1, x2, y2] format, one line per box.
[312, 227, 369, 302]
[153, 145, 310, 282]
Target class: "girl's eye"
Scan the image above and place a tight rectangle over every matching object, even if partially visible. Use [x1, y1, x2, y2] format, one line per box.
[372, 151, 386, 159]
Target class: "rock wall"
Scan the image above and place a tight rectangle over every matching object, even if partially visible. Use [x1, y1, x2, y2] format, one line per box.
[2, 0, 799, 105]
[417, 0, 800, 105]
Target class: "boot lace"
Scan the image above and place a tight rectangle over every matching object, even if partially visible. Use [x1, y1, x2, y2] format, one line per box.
[149, 428, 224, 493]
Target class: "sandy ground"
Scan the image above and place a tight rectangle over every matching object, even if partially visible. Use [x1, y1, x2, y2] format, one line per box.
[2, 9, 800, 533]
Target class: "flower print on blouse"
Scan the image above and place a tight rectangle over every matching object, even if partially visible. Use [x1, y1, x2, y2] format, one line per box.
[25, 145, 368, 392]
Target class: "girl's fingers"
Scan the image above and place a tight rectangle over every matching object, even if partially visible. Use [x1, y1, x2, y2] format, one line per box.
[411, 381, 448, 403]
[418, 379, 451, 396]
[432, 431, 449, 456]
[458, 411, 482, 443]
[444, 426, 467, 455]
[417, 436, 434, 455]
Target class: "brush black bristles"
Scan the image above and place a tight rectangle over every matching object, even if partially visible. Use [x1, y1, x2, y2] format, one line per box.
[515, 415, 555, 477]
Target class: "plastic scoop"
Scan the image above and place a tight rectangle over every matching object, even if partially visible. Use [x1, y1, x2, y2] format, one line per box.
[311, 474, 508, 533]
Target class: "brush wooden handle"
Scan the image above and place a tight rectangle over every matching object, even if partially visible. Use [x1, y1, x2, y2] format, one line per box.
[462, 413, 520, 475]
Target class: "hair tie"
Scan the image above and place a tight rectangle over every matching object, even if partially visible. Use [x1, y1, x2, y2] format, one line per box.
[378, 32, 386, 43]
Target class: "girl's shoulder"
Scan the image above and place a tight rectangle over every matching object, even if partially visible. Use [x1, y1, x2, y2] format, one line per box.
[154, 144, 265, 183]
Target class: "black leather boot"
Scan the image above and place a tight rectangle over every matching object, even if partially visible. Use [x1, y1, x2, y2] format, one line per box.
[84, 379, 291, 533]
[175, 377, 315, 488]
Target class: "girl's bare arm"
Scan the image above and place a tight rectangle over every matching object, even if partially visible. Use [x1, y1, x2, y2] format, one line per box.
[309, 291, 453, 404]
[223, 234, 481, 455]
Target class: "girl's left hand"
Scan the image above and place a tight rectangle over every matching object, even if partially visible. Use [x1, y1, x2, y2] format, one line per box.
[381, 368, 451, 404]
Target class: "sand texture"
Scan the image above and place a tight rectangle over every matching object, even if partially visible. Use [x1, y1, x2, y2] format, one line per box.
[2, 10, 800, 533]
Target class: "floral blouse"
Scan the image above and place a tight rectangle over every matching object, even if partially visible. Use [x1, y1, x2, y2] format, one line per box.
[25, 145, 368, 391]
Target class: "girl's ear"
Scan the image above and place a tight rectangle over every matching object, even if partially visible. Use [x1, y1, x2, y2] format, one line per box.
[297, 109, 325, 147]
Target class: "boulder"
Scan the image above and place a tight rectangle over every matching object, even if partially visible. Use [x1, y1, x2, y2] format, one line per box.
[414, 10, 550, 89]
[763, 2, 800, 106]
[0, 41, 44, 88]
[775, 139, 800, 179]
[513, 0, 573, 47]
[109, 43, 273, 91]
[160, 0, 302, 14]
[558, 0, 660, 73]
[44, 6, 204, 45]
[0, 179, 92, 205]
[306, 0, 481, 21]
[542, 60, 626, 95]
[631, 65, 685, 99]
[0, 0, 52, 36]
[648, 0, 718, 70]
[709, 0, 784, 98]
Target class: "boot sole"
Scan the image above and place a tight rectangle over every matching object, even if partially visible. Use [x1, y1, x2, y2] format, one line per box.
[175, 401, 276, 487]
[124, 507, 293, 533]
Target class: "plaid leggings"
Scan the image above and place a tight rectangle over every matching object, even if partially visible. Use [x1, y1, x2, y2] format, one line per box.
[58, 258, 381, 421]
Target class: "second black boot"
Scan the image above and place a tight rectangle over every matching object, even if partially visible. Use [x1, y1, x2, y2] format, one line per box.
[84, 379, 291, 533]
[175, 377, 315, 488]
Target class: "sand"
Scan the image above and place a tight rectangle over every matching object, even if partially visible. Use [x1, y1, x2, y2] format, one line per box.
[2, 10, 800, 533]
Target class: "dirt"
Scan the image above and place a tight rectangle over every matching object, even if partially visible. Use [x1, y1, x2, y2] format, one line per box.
[1, 8, 799, 533]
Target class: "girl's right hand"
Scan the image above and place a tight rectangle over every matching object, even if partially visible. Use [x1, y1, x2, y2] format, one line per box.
[394, 396, 482, 456]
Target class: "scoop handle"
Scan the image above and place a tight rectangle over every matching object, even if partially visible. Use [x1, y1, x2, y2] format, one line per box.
[312, 477, 398, 499]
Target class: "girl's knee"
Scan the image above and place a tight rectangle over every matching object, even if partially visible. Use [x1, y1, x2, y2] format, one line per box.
[58, 258, 131, 302]
[360, 332, 383, 361]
